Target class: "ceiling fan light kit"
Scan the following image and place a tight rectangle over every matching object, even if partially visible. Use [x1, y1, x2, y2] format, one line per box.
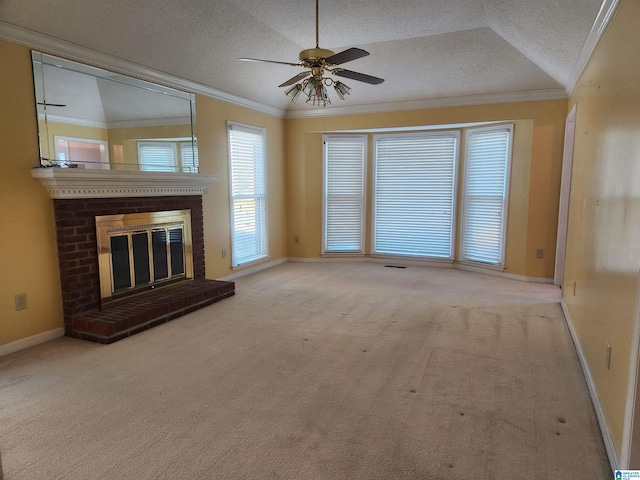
[284, 83, 303, 102]
[333, 81, 352, 100]
[304, 78, 331, 106]
[239, 0, 383, 107]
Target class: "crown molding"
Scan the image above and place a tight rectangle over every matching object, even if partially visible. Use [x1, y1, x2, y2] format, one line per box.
[2, 19, 595, 122]
[107, 116, 193, 129]
[39, 112, 193, 130]
[0, 21, 285, 119]
[38, 112, 108, 129]
[284, 88, 568, 119]
[566, 0, 622, 95]
[31, 168, 218, 199]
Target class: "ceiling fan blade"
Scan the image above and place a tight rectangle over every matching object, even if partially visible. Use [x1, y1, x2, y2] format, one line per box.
[238, 57, 301, 67]
[334, 69, 384, 85]
[325, 48, 370, 65]
[279, 72, 311, 87]
[37, 102, 66, 107]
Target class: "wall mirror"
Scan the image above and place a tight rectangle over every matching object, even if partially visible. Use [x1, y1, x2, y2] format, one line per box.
[32, 51, 198, 173]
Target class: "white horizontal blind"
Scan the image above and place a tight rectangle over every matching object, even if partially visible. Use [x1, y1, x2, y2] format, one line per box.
[180, 141, 199, 173]
[323, 135, 367, 254]
[228, 123, 268, 267]
[373, 133, 458, 258]
[461, 126, 512, 265]
[138, 142, 176, 172]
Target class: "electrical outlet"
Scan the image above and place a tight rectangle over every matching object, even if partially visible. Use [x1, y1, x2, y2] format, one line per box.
[294, 235, 300, 244]
[536, 249, 544, 259]
[606, 343, 612, 369]
[15, 293, 27, 311]
[222, 248, 226, 258]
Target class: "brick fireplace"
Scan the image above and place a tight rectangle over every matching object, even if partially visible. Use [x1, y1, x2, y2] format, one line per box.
[32, 168, 235, 343]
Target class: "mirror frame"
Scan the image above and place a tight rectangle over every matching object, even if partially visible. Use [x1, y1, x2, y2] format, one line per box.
[32, 51, 198, 173]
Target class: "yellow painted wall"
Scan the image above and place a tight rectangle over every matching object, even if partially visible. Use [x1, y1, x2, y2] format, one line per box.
[285, 100, 567, 278]
[563, 0, 640, 457]
[0, 41, 64, 345]
[40, 121, 109, 161]
[195, 96, 287, 280]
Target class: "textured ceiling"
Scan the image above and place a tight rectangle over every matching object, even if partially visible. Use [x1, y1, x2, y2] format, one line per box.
[0, 0, 604, 113]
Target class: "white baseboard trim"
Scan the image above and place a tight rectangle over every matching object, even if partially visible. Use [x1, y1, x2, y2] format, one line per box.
[218, 257, 287, 281]
[289, 256, 552, 282]
[560, 299, 618, 472]
[620, 277, 640, 468]
[457, 264, 554, 283]
[288, 256, 453, 268]
[368, 256, 455, 268]
[0, 327, 65, 358]
[288, 256, 370, 263]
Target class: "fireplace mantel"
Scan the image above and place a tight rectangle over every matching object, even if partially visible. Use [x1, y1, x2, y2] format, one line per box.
[32, 168, 219, 199]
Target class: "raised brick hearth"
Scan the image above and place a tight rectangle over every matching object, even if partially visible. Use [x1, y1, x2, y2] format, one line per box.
[52, 195, 234, 343]
[70, 279, 235, 344]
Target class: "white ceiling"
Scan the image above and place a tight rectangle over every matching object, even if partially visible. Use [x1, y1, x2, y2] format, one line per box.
[0, 0, 605, 114]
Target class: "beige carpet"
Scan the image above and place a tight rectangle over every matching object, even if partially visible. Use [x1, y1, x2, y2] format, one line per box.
[0, 262, 611, 479]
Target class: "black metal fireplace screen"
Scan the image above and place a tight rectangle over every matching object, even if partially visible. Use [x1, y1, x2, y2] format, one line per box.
[96, 210, 193, 301]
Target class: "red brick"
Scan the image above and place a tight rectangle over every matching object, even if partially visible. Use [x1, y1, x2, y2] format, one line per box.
[54, 196, 207, 336]
[89, 320, 114, 337]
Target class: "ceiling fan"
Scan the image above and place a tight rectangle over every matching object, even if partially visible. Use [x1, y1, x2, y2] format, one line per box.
[239, 0, 384, 106]
[37, 102, 66, 107]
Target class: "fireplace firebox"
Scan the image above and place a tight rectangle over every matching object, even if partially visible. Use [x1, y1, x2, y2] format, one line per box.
[96, 210, 194, 301]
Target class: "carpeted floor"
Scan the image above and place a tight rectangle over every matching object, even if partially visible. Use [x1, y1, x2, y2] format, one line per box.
[0, 262, 611, 479]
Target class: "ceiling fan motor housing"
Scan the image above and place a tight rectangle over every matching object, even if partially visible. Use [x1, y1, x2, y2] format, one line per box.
[300, 48, 335, 63]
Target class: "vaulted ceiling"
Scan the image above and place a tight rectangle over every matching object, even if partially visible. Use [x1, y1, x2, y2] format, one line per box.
[0, 0, 605, 114]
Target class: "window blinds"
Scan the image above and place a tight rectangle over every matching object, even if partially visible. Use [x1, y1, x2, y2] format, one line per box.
[138, 142, 176, 172]
[323, 135, 367, 254]
[373, 133, 458, 259]
[461, 126, 512, 266]
[228, 123, 268, 267]
[180, 141, 199, 173]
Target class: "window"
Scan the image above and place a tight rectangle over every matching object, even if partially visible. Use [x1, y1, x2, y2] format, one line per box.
[138, 142, 177, 172]
[461, 125, 513, 266]
[180, 140, 199, 173]
[54, 136, 109, 169]
[373, 132, 459, 259]
[228, 122, 268, 267]
[323, 135, 367, 254]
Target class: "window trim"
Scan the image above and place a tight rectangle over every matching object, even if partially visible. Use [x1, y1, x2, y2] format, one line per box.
[227, 121, 269, 268]
[459, 124, 514, 268]
[371, 130, 460, 260]
[322, 134, 368, 255]
[53, 135, 110, 169]
[179, 140, 199, 173]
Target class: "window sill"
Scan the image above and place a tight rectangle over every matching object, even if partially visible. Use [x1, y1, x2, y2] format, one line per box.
[456, 260, 505, 272]
[232, 255, 271, 270]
